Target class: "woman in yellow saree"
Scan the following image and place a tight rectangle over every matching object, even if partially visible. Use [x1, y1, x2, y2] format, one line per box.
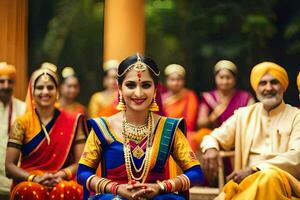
[6, 63, 87, 200]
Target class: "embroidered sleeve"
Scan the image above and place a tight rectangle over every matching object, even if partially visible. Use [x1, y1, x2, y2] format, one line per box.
[78, 130, 102, 169]
[8, 119, 25, 148]
[74, 117, 87, 145]
[172, 129, 200, 171]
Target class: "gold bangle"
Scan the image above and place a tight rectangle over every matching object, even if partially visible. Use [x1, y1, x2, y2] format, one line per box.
[181, 174, 190, 190]
[27, 174, 36, 182]
[86, 175, 96, 191]
[101, 179, 112, 194]
[62, 168, 73, 180]
[169, 179, 176, 192]
[156, 181, 166, 192]
[176, 176, 185, 191]
[95, 178, 105, 193]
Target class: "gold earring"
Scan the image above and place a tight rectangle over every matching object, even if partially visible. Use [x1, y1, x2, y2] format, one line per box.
[116, 94, 126, 111]
[149, 93, 159, 112]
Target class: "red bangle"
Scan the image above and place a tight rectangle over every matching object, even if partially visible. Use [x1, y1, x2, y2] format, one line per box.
[110, 182, 119, 195]
[163, 180, 172, 193]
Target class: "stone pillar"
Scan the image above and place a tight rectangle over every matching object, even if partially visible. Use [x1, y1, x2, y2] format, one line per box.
[103, 0, 145, 62]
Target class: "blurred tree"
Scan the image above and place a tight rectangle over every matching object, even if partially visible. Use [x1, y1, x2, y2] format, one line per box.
[29, 0, 104, 105]
[146, 0, 299, 105]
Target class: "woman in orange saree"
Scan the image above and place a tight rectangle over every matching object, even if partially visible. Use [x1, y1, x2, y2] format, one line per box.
[56, 66, 86, 115]
[6, 63, 87, 200]
[162, 64, 199, 149]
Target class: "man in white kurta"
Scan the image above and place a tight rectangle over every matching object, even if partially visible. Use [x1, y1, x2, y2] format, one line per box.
[201, 62, 300, 199]
[0, 62, 26, 199]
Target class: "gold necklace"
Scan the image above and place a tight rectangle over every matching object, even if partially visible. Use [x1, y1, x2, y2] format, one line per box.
[123, 112, 153, 183]
[124, 121, 148, 142]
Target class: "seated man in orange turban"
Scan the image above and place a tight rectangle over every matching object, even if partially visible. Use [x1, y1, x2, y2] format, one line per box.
[0, 62, 26, 200]
[201, 62, 300, 199]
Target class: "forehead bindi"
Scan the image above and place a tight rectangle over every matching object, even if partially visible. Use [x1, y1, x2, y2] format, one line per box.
[124, 68, 152, 82]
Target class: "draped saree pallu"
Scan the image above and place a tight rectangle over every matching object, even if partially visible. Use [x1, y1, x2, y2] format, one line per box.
[162, 89, 199, 132]
[80, 116, 198, 200]
[10, 110, 83, 200]
[193, 89, 253, 146]
[88, 92, 119, 118]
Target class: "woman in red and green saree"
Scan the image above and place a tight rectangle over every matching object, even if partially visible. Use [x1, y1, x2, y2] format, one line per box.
[77, 54, 204, 200]
[6, 63, 87, 200]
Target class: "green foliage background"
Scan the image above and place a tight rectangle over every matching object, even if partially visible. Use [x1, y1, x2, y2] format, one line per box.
[29, 0, 300, 106]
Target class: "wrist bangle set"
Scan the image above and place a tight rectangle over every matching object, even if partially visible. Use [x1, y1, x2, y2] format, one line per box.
[157, 174, 191, 193]
[86, 175, 119, 195]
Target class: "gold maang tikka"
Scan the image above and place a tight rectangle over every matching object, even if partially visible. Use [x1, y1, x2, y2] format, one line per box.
[117, 53, 160, 77]
[41, 72, 50, 82]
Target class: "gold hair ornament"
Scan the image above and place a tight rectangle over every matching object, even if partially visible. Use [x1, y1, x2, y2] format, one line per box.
[62, 67, 75, 79]
[117, 53, 160, 77]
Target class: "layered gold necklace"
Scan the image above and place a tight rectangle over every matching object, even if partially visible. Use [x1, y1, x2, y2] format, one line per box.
[123, 112, 153, 183]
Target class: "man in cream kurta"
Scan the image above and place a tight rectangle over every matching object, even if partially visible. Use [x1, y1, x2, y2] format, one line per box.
[201, 62, 300, 199]
[0, 62, 26, 199]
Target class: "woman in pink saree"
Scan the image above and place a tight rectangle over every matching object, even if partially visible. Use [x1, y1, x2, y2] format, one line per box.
[194, 60, 254, 145]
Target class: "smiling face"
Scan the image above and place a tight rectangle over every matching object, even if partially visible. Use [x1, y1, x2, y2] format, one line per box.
[120, 68, 155, 112]
[215, 69, 236, 92]
[33, 75, 57, 108]
[256, 73, 285, 111]
[60, 76, 80, 100]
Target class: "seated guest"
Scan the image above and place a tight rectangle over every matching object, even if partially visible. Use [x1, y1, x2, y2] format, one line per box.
[201, 62, 300, 199]
[0, 62, 26, 200]
[194, 60, 254, 146]
[162, 64, 199, 148]
[6, 63, 87, 200]
[57, 66, 86, 115]
[88, 59, 119, 117]
[77, 54, 204, 200]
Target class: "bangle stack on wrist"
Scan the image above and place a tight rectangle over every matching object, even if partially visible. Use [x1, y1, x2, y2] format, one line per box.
[95, 178, 112, 194]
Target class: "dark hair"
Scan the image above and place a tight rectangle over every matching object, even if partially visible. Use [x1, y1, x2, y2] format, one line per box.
[117, 54, 160, 87]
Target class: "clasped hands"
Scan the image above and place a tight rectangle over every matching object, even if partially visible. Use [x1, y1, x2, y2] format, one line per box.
[117, 180, 161, 200]
[31, 171, 66, 188]
[202, 148, 255, 184]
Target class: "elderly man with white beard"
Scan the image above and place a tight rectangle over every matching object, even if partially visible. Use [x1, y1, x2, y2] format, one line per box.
[201, 62, 300, 199]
